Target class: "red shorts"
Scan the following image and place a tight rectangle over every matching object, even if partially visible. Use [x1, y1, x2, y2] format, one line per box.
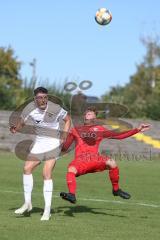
[68, 153, 110, 176]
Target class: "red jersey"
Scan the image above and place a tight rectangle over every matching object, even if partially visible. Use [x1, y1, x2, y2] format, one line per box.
[62, 125, 140, 158]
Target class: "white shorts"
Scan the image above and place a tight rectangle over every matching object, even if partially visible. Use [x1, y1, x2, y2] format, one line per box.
[28, 137, 61, 161]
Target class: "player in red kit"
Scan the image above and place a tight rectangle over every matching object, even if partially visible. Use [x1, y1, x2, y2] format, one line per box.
[60, 107, 150, 204]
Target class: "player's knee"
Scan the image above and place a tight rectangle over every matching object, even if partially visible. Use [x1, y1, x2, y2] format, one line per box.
[23, 164, 34, 174]
[42, 170, 52, 180]
[107, 159, 117, 169]
[68, 166, 77, 174]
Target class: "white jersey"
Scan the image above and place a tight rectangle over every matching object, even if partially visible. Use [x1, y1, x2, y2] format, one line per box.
[21, 101, 67, 156]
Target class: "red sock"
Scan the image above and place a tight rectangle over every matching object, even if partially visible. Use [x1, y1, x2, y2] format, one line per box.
[66, 172, 76, 194]
[109, 167, 119, 191]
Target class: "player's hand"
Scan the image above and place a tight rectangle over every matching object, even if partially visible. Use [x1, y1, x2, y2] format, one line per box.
[137, 123, 151, 132]
[10, 126, 17, 134]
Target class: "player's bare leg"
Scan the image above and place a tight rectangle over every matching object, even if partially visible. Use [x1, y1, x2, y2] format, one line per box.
[15, 157, 40, 215]
[60, 166, 77, 204]
[106, 158, 131, 199]
[41, 159, 56, 221]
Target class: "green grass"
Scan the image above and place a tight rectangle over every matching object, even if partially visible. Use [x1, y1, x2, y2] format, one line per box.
[0, 150, 160, 240]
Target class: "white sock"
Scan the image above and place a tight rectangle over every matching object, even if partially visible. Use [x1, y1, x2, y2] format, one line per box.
[23, 174, 33, 205]
[43, 179, 53, 213]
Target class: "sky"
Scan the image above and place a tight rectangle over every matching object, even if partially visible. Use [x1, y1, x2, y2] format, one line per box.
[0, 0, 160, 97]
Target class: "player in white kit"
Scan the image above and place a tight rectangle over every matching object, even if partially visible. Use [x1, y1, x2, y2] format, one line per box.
[10, 87, 71, 220]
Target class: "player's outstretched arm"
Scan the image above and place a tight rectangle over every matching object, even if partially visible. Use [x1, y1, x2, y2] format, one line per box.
[108, 128, 140, 140]
[103, 123, 151, 140]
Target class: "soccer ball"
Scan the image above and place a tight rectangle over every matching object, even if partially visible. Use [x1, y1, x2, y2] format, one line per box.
[95, 8, 112, 26]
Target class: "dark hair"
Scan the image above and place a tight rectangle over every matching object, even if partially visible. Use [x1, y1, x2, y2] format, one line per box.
[85, 106, 98, 116]
[34, 87, 48, 96]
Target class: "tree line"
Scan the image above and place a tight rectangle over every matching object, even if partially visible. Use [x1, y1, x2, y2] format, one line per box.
[102, 37, 160, 120]
[0, 37, 160, 120]
[0, 47, 71, 110]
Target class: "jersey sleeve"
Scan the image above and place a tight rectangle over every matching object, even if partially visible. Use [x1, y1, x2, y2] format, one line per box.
[20, 101, 35, 123]
[103, 128, 140, 139]
[58, 108, 68, 120]
[21, 109, 30, 123]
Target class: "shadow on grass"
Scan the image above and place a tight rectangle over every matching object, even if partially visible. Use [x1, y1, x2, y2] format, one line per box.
[9, 205, 127, 218]
[9, 207, 55, 218]
[55, 205, 127, 218]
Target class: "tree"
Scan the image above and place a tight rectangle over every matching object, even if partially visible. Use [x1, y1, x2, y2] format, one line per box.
[102, 37, 160, 120]
[0, 47, 23, 109]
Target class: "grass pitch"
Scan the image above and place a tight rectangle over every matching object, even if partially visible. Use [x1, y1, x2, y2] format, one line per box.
[0, 150, 160, 240]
